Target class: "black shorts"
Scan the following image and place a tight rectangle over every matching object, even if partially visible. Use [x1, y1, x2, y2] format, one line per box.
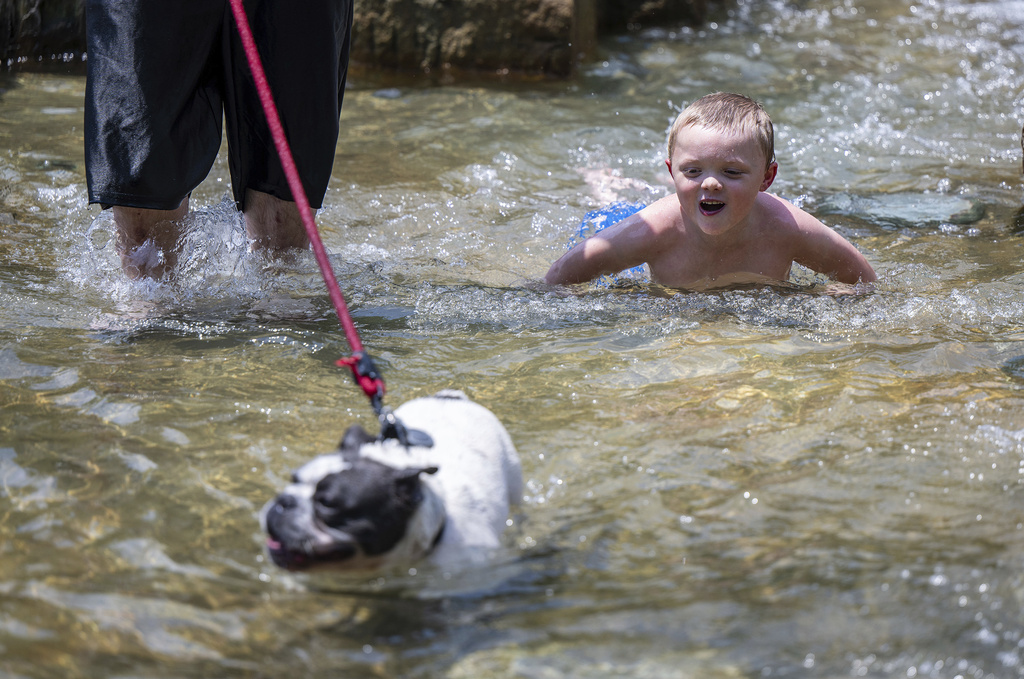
[84, 0, 352, 211]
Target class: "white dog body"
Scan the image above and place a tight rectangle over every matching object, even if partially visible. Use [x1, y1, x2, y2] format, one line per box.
[261, 390, 521, 572]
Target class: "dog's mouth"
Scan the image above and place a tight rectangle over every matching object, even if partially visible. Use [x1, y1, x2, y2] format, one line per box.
[265, 535, 358, 571]
[265, 537, 297, 568]
[699, 199, 726, 215]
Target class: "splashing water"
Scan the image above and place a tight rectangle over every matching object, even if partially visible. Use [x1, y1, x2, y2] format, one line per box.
[2, 0, 1024, 677]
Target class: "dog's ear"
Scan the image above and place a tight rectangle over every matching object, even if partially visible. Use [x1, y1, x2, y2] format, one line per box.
[338, 425, 376, 455]
[396, 466, 439, 482]
[394, 466, 439, 501]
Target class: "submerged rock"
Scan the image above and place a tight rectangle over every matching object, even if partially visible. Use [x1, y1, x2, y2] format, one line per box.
[817, 192, 986, 229]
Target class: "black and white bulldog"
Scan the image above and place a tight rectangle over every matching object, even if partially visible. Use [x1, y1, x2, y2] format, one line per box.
[261, 390, 522, 572]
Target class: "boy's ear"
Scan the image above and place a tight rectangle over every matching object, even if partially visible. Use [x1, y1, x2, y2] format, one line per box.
[760, 162, 778, 191]
[665, 158, 673, 176]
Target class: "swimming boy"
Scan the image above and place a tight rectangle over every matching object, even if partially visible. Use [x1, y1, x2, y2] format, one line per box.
[544, 92, 876, 289]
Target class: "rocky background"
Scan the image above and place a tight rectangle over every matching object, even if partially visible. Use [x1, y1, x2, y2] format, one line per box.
[1, 0, 711, 76]
[2, 0, 82, 63]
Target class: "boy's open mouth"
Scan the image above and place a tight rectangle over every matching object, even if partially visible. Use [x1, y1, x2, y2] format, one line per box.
[700, 199, 726, 215]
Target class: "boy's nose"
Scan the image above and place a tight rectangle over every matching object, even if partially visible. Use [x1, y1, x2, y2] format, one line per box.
[701, 175, 723, 190]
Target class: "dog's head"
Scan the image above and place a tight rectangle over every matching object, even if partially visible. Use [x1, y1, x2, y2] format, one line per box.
[261, 425, 442, 571]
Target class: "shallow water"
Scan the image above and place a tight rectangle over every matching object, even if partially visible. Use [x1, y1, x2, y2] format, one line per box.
[2, 0, 1024, 676]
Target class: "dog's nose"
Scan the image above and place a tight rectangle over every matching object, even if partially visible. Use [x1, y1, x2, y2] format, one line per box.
[264, 495, 297, 543]
[274, 494, 298, 510]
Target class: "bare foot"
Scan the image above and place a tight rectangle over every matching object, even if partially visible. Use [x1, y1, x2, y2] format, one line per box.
[243, 189, 310, 252]
[112, 198, 188, 280]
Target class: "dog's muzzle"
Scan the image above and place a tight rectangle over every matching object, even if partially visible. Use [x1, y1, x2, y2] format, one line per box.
[263, 494, 359, 570]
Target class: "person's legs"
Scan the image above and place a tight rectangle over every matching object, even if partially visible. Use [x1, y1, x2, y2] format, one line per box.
[243, 189, 309, 252]
[110, 189, 306, 278]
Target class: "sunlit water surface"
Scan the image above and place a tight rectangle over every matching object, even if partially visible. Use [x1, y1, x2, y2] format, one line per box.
[2, 0, 1024, 676]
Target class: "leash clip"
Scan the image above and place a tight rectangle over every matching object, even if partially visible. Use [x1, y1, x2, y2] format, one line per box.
[378, 406, 435, 449]
[337, 351, 386, 406]
[338, 352, 432, 448]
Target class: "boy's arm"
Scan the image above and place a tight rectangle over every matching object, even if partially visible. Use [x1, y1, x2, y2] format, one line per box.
[544, 201, 670, 285]
[787, 204, 877, 285]
[544, 232, 624, 285]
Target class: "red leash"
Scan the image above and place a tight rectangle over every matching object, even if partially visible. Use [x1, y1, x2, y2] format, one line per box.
[227, 0, 385, 411]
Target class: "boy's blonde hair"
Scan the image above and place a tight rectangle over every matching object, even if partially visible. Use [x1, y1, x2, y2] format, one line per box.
[667, 92, 775, 170]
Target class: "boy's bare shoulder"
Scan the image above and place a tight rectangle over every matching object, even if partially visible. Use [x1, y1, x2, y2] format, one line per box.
[756, 192, 877, 284]
[755, 192, 830, 237]
[756, 192, 801, 222]
[630, 194, 684, 235]
[591, 195, 681, 247]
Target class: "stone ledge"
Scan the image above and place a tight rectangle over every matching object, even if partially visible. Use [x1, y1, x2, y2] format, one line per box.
[1, 0, 711, 76]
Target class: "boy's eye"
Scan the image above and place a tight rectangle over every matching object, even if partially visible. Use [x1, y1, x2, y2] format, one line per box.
[683, 168, 702, 177]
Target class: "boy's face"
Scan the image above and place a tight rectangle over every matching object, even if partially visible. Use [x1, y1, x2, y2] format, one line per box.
[666, 123, 777, 238]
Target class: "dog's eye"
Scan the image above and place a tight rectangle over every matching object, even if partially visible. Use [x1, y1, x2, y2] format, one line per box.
[316, 504, 337, 519]
[314, 497, 346, 523]
[313, 479, 351, 521]
[313, 492, 341, 512]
